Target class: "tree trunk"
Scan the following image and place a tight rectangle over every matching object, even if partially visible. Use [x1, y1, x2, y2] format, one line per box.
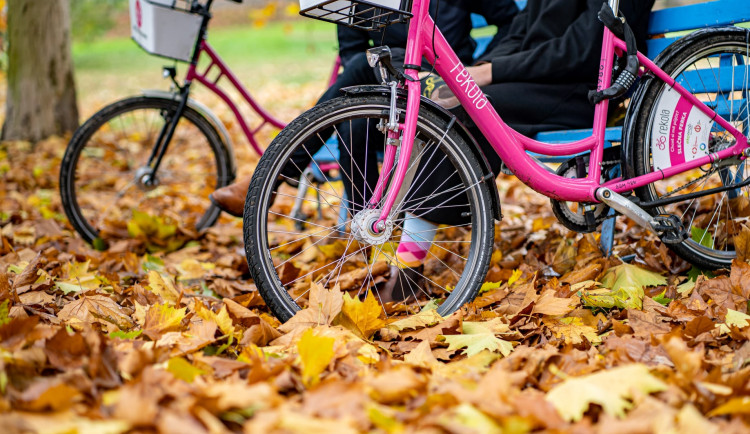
[2, 0, 79, 142]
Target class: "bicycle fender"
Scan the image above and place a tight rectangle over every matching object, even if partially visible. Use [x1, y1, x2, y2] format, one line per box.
[141, 89, 237, 177]
[341, 84, 502, 221]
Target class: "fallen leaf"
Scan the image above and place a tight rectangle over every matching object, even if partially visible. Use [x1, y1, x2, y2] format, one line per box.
[544, 316, 601, 345]
[57, 295, 134, 330]
[143, 303, 186, 340]
[546, 364, 667, 421]
[337, 291, 385, 340]
[166, 357, 205, 383]
[146, 271, 180, 305]
[532, 290, 578, 316]
[297, 328, 335, 387]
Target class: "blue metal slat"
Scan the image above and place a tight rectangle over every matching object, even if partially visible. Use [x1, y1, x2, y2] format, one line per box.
[647, 0, 750, 34]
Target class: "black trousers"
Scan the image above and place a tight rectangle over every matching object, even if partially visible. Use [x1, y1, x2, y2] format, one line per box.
[283, 57, 596, 225]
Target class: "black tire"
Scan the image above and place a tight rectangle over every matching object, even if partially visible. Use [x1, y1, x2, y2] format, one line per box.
[60, 95, 233, 247]
[633, 28, 750, 269]
[244, 95, 495, 322]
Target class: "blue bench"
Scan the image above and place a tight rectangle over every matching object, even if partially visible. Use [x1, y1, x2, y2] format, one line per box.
[472, 0, 750, 255]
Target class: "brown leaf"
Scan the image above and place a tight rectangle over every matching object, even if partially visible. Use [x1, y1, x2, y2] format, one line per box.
[532, 290, 579, 316]
[560, 261, 603, 285]
[58, 294, 135, 330]
[11, 253, 43, 292]
[0, 315, 39, 351]
[683, 316, 715, 339]
[278, 283, 343, 334]
[734, 225, 750, 263]
[627, 309, 671, 338]
[44, 328, 88, 370]
[14, 377, 82, 411]
[368, 367, 427, 405]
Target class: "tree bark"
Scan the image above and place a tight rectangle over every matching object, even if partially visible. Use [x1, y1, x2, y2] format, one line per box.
[2, 0, 79, 142]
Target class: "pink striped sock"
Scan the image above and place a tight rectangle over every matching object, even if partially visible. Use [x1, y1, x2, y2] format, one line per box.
[396, 213, 437, 268]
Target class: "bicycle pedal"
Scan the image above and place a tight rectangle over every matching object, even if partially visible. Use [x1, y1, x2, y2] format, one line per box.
[652, 214, 688, 245]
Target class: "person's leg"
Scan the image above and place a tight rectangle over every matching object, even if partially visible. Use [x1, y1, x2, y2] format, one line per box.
[210, 53, 379, 216]
[384, 81, 595, 267]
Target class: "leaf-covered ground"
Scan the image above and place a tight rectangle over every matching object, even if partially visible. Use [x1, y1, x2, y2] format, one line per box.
[4, 120, 750, 431]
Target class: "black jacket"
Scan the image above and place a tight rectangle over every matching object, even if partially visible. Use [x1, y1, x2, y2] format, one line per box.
[480, 0, 654, 85]
[337, 0, 519, 68]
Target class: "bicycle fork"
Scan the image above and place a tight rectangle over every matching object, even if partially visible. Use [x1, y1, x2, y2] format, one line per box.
[367, 76, 423, 233]
[142, 83, 193, 187]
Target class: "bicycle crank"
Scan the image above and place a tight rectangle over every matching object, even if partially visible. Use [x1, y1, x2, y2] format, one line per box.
[596, 188, 687, 245]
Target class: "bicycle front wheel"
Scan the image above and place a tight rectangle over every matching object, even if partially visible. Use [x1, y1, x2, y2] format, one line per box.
[244, 95, 495, 321]
[60, 96, 233, 247]
[633, 28, 750, 269]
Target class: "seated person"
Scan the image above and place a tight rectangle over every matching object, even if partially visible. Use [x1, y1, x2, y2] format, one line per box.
[353, 0, 656, 302]
[209, 0, 519, 216]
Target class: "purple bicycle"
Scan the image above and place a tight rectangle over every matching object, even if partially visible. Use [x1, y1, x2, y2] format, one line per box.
[244, 0, 749, 320]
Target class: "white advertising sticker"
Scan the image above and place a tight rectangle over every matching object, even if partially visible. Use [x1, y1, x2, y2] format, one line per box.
[650, 86, 713, 171]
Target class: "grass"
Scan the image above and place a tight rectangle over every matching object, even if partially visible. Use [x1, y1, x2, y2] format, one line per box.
[72, 20, 338, 117]
[73, 20, 337, 74]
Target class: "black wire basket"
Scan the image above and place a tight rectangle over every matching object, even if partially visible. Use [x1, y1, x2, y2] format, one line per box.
[299, 0, 413, 30]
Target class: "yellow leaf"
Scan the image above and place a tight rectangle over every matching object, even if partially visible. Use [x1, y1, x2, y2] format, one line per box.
[545, 316, 601, 345]
[166, 357, 205, 383]
[507, 269, 523, 287]
[438, 403, 502, 434]
[297, 328, 335, 387]
[195, 302, 236, 338]
[717, 309, 750, 334]
[546, 364, 667, 421]
[55, 260, 100, 293]
[214, 305, 236, 337]
[176, 259, 208, 281]
[479, 281, 502, 294]
[462, 318, 510, 335]
[441, 334, 513, 357]
[600, 263, 666, 292]
[367, 403, 405, 434]
[147, 271, 180, 305]
[143, 303, 186, 340]
[581, 286, 644, 310]
[387, 309, 443, 331]
[338, 291, 385, 340]
[708, 396, 750, 417]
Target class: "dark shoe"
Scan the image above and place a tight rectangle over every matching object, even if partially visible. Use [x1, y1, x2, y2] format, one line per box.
[378, 265, 425, 303]
[209, 176, 252, 217]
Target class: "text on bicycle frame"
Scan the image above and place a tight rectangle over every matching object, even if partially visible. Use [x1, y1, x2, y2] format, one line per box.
[450, 62, 489, 110]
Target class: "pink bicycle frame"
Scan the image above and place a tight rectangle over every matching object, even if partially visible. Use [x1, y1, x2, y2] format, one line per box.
[374, 0, 748, 226]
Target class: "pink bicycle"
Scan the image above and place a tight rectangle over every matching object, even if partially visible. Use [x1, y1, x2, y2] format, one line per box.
[59, 0, 340, 247]
[244, 0, 749, 320]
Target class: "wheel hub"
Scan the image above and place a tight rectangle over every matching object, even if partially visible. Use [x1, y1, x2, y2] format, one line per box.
[134, 166, 159, 190]
[351, 209, 393, 246]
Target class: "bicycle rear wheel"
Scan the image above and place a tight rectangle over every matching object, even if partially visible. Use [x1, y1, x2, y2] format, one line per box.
[60, 96, 233, 247]
[633, 28, 750, 268]
[244, 95, 495, 321]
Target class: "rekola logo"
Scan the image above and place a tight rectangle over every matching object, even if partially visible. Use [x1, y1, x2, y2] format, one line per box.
[136, 0, 143, 28]
[450, 62, 489, 110]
